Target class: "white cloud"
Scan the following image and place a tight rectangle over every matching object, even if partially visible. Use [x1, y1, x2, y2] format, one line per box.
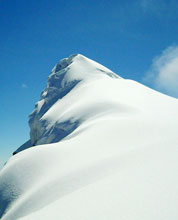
[22, 83, 27, 88]
[139, 0, 178, 20]
[143, 45, 178, 98]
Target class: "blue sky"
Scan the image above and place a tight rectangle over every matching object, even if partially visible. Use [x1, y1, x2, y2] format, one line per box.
[1, 0, 178, 166]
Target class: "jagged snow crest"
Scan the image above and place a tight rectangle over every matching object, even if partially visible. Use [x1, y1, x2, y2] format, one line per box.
[14, 54, 120, 154]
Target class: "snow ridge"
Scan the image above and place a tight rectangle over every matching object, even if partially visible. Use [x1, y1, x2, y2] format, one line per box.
[1, 54, 178, 220]
[14, 54, 120, 154]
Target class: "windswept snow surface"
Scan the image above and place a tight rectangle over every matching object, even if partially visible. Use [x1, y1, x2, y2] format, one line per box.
[0, 54, 178, 220]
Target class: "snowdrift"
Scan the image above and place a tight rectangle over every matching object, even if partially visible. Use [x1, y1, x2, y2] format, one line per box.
[0, 54, 178, 220]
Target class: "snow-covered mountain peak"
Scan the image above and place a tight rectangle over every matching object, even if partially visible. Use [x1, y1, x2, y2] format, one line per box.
[1, 55, 178, 220]
[50, 53, 120, 80]
[14, 55, 121, 153]
[45, 54, 120, 104]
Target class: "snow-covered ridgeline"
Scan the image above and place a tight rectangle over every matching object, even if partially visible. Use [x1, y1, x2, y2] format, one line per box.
[1, 54, 178, 220]
[14, 54, 120, 155]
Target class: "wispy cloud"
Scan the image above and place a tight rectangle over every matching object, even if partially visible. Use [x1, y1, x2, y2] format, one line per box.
[143, 45, 178, 98]
[22, 83, 27, 88]
[139, 0, 178, 19]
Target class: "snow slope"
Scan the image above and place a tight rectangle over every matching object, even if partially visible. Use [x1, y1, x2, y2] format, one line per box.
[0, 54, 178, 220]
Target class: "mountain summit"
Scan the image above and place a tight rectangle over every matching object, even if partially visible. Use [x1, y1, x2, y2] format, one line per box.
[1, 55, 178, 220]
[14, 54, 120, 153]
